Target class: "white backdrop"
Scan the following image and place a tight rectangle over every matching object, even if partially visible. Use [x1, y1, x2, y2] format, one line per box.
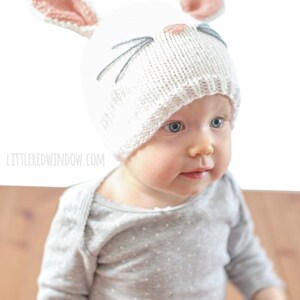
[0, 0, 299, 190]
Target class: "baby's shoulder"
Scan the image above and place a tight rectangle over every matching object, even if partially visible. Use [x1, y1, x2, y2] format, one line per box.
[56, 178, 107, 253]
[57, 177, 102, 222]
[220, 170, 243, 197]
[204, 171, 243, 225]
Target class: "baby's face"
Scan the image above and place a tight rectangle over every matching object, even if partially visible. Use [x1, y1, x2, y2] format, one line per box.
[123, 94, 233, 205]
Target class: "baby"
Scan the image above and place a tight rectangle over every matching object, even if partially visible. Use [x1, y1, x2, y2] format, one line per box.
[36, 2, 286, 300]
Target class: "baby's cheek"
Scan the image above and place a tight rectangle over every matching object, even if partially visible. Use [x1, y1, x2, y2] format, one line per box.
[214, 145, 231, 177]
[144, 154, 176, 181]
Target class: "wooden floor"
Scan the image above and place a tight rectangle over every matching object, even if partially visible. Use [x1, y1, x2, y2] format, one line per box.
[0, 185, 299, 300]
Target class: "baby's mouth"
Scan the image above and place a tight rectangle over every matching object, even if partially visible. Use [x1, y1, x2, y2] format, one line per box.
[180, 168, 211, 179]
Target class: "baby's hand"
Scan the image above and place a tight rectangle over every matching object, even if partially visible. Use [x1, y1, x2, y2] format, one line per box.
[252, 287, 287, 300]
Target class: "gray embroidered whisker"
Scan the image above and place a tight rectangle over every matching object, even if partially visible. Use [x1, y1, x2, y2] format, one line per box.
[115, 38, 153, 83]
[96, 36, 154, 83]
[96, 39, 147, 81]
[196, 23, 227, 48]
[112, 36, 152, 49]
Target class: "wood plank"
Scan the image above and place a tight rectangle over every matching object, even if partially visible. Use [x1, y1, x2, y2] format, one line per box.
[0, 186, 64, 300]
[262, 192, 300, 300]
[226, 191, 289, 299]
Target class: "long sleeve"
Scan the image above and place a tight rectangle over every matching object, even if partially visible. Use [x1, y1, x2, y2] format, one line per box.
[37, 188, 98, 300]
[225, 175, 285, 300]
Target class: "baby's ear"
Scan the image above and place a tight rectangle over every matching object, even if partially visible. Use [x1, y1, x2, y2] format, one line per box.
[180, 0, 225, 21]
[30, 0, 99, 38]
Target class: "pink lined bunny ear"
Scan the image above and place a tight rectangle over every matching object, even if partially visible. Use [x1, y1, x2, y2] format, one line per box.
[30, 0, 99, 38]
[180, 0, 225, 21]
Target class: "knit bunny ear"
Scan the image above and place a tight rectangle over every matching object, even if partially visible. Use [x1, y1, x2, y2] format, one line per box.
[30, 0, 99, 38]
[180, 0, 225, 21]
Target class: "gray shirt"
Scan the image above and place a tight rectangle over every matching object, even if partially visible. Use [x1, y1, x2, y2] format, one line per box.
[37, 170, 284, 300]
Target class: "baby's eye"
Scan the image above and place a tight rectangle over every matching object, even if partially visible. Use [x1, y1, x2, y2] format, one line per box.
[210, 117, 224, 128]
[163, 121, 184, 133]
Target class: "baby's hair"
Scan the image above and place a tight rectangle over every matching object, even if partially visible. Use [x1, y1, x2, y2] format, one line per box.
[96, 23, 227, 84]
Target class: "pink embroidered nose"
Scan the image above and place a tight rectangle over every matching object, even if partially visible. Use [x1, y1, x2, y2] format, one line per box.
[163, 24, 189, 34]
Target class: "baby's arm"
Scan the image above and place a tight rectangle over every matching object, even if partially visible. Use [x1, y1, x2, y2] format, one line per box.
[37, 188, 97, 299]
[252, 286, 286, 300]
[225, 174, 286, 300]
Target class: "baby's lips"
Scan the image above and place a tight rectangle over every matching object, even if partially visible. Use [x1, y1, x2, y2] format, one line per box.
[182, 167, 212, 174]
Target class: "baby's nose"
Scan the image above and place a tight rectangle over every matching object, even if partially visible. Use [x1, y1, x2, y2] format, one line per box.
[188, 134, 214, 157]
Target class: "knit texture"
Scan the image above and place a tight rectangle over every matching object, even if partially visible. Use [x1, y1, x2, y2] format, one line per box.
[81, 3, 240, 161]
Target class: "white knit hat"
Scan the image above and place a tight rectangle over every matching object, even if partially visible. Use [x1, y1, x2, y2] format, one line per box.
[81, 2, 240, 162]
